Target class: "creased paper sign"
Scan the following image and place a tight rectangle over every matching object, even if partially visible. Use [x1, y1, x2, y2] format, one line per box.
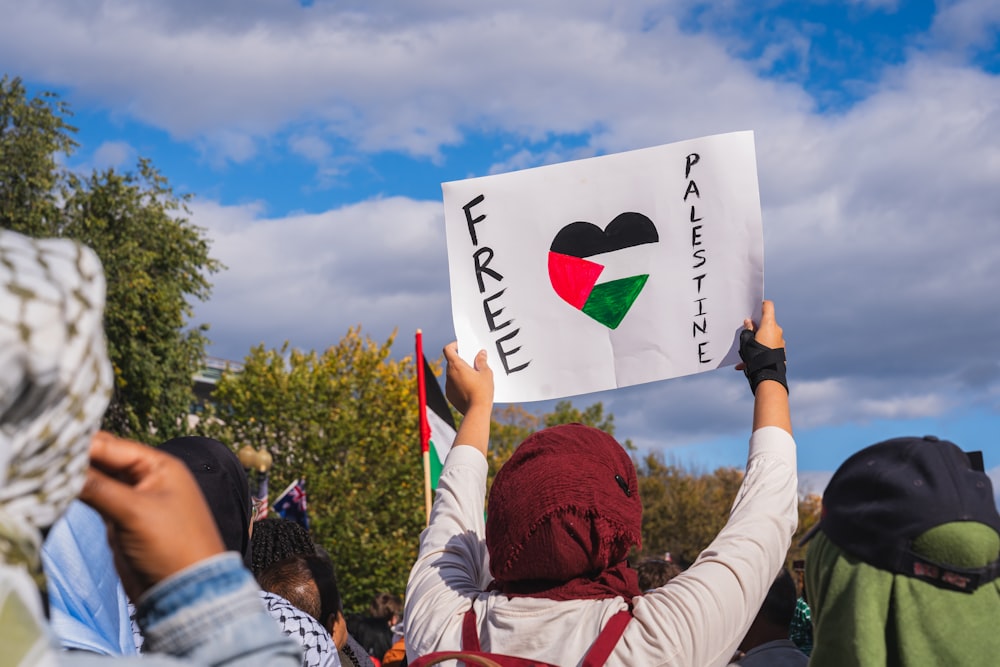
[442, 131, 764, 403]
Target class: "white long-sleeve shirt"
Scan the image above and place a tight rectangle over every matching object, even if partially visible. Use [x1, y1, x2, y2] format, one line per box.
[405, 426, 798, 667]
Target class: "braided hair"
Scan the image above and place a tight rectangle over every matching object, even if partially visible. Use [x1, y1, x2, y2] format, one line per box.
[250, 517, 318, 577]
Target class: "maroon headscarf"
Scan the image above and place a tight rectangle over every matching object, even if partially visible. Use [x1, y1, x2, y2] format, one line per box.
[486, 424, 642, 601]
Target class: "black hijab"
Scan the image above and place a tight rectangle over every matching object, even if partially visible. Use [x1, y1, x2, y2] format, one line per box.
[159, 436, 253, 565]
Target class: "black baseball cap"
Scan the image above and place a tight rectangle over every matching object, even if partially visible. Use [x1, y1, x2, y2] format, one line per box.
[804, 435, 1000, 592]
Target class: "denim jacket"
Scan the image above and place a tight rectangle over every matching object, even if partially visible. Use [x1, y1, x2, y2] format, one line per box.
[61, 553, 301, 666]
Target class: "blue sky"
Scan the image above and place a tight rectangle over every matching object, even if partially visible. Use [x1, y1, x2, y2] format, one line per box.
[3, 0, 1000, 495]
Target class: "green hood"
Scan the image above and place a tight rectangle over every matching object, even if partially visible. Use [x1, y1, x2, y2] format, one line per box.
[806, 522, 1000, 667]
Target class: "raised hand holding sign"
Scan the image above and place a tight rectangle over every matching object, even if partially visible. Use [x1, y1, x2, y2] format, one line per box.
[443, 131, 764, 402]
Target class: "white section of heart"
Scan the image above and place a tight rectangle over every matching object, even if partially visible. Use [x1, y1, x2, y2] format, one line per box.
[584, 241, 659, 284]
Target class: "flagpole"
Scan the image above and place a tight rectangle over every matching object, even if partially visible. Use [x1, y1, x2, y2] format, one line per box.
[270, 479, 300, 515]
[416, 329, 433, 524]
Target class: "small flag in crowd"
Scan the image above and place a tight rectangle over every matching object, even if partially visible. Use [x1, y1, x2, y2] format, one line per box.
[420, 353, 457, 492]
[273, 478, 309, 530]
[253, 496, 269, 521]
[252, 471, 269, 521]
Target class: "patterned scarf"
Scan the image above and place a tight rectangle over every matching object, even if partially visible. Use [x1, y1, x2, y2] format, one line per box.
[260, 590, 342, 667]
[0, 230, 113, 666]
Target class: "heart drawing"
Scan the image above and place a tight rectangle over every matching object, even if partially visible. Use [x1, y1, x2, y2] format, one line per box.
[547, 212, 659, 329]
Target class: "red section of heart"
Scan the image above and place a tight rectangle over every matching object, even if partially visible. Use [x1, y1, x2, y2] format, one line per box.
[547, 251, 604, 310]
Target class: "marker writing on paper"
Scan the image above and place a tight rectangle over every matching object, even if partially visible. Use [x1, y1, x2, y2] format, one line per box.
[685, 153, 711, 364]
[463, 194, 531, 375]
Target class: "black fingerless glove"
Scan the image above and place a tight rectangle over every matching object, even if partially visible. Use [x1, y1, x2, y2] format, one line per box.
[739, 328, 788, 395]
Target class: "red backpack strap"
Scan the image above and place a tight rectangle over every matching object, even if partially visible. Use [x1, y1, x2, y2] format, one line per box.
[462, 606, 482, 652]
[579, 610, 632, 667]
[460, 605, 630, 667]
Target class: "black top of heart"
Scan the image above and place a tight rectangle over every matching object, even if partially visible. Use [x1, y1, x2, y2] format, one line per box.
[549, 212, 659, 258]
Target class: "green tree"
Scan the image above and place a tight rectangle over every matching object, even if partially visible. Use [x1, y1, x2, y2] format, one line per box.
[790, 492, 821, 566]
[485, 400, 624, 498]
[201, 335, 623, 611]
[487, 404, 541, 482]
[637, 455, 745, 566]
[0, 75, 76, 236]
[199, 329, 424, 613]
[0, 76, 220, 441]
[638, 454, 819, 569]
[542, 400, 618, 432]
[62, 162, 219, 439]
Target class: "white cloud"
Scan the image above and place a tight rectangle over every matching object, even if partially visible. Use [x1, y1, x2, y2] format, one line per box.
[0, 0, 812, 162]
[90, 140, 136, 170]
[289, 134, 333, 163]
[3, 0, 1000, 449]
[797, 470, 833, 497]
[929, 0, 1000, 53]
[790, 377, 956, 431]
[194, 130, 259, 166]
[857, 394, 949, 420]
[188, 196, 453, 359]
[486, 144, 599, 175]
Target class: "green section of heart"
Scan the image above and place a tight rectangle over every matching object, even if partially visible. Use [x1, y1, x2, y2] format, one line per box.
[581, 274, 649, 329]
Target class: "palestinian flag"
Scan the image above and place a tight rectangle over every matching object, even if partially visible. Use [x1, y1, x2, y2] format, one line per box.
[421, 354, 457, 488]
[417, 331, 457, 520]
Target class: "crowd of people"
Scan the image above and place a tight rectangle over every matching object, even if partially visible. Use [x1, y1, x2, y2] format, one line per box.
[3, 225, 1000, 667]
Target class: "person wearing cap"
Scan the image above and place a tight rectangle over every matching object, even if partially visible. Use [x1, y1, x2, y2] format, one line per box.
[804, 435, 1000, 666]
[404, 301, 797, 666]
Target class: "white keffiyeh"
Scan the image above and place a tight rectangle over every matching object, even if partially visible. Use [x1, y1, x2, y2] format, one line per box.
[0, 229, 113, 667]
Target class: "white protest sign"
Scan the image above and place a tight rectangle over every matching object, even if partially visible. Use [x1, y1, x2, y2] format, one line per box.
[442, 131, 764, 403]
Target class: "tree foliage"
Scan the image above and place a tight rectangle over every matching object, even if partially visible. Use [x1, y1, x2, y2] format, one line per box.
[485, 400, 623, 499]
[487, 405, 542, 482]
[199, 329, 425, 613]
[0, 75, 76, 236]
[0, 75, 220, 441]
[791, 492, 822, 565]
[637, 454, 745, 567]
[62, 162, 220, 439]
[199, 334, 626, 612]
[638, 453, 821, 570]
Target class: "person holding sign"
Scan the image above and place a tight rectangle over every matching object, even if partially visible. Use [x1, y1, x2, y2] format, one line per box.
[404, 301, 796, 666]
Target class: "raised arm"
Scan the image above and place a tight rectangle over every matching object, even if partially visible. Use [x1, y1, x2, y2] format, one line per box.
[405, 345, 495, 658]
[443, 343, 494, 454]
[623, 300, 796, 666]
[740, 300, 792, 435]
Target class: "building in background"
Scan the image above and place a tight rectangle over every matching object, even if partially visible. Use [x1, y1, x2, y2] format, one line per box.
[192, 356, 243, 413]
